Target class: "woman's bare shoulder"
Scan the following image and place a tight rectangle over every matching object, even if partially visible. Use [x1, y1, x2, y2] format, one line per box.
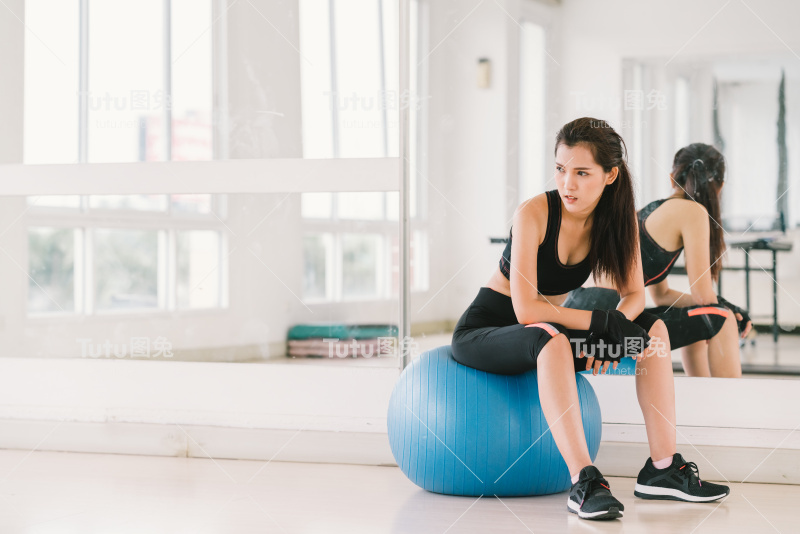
[510, 194, 549, 242]
[513, 193, 549, 223]
[649, 198, 710, 252]
[650, 198, 709, 232]
[661, 197, 709, 217]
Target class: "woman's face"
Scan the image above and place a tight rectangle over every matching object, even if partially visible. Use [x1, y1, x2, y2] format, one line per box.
[554, 142, 618, 214]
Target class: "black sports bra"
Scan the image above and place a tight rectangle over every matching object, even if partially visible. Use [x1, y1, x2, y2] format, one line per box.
[638, 198, 684, 286]
[498, 189, 592, 296]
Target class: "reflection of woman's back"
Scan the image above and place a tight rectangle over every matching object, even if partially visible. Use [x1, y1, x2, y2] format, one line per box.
[643, 146, 728, 292]
[638, 146, 750, 377]
[638, 197, 687, 287]
[569, 143, 751, 378]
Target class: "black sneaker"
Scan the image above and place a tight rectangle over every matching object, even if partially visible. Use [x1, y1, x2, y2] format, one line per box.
[634, 453, 730, 502]
[567, 465, 624, 520]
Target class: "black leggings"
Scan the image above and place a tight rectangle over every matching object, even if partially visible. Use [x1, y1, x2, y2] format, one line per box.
[563, 287, 729, 350]
[451, 287, 659, 375]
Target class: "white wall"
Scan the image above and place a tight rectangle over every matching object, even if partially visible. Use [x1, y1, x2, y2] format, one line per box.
[426, 0, 516, 317]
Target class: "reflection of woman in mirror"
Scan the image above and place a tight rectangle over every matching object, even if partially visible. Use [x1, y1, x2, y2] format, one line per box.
[566, 143, 752, 378]
[451, 119, 728, 521]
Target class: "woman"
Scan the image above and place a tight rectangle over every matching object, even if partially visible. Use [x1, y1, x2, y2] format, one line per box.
[451, 118, 729, 521]
[565, 143, 752, 378]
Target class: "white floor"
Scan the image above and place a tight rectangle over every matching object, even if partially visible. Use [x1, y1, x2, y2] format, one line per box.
[0, 449, 796, 533]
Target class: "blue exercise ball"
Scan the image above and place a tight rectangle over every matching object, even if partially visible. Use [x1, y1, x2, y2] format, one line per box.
[387, 345, 602, 497]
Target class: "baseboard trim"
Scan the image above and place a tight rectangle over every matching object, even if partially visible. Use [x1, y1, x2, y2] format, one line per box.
[0, 419, 797, 484]
[596, 441, 800, 485]
[603, 423, 800, 450]
[0, 419, 396, 467]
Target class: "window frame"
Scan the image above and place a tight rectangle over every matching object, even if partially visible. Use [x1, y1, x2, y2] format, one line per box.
[24, 194, 230, 320]
[23, 0, 225, 320]
[300, 0, 429, 304]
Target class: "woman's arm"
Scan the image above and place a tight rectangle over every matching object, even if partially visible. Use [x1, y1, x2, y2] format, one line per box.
[509, 198, 593, 329]
[647, 280, 697, 308]
[614, 234, 646, 321]
[675, 203, 719, 306]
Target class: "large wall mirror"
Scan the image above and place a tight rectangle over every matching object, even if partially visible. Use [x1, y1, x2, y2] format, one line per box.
[6, 0, 798, 383]
[461, 1, 800, 383]
[620, 52, 800, 377]
[0, 0, 439, 371]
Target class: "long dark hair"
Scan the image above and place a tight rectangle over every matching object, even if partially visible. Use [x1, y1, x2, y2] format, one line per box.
[555, 118, 638, 291]
[671, 143, 726, 281]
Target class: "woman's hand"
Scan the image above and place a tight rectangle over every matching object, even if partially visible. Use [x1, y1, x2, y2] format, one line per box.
[578, 348, 645, 375]
[717, 295, 753, 339]
[738, 314, 753, 338]
[580, 309, 650, 375]
[581, 349, 617, 375]
[590, 309, 651, 352]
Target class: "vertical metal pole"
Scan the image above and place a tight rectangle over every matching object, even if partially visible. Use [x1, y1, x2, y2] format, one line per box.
[745, 251, 751, 312]
[772, 250, 778, 343]
[377, 0, 389, 158]
[399, 0, 410, 369]
[328, 0, 340, 158]
[163, 0, 173, 161]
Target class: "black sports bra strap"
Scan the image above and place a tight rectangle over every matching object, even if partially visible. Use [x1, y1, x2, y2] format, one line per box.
[543, 190, 559, 245]
[640, 196, 680, 220]
[498, 189, 592, 294]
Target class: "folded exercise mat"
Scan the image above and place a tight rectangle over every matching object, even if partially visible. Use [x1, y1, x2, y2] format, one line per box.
[286, 323, 399, 358]
[287, 338, 392, 358]
[287, 323, 398, 340]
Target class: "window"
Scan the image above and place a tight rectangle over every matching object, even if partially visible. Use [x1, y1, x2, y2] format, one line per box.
[717, 80, 783, 223]
[93, 229, 161, 311]
[176, 230, 222, 309]
[303, 233, 335, 300]
[23, 0, 213, 164]
[302, 229, 428, 303]
[28, 227, 79, 314]
[519, 21, 547, 203]
[674, 77, 691, 152]
[299, 0, 398, 160]
[341, 233, 385, 299]
[23, 0, 80, 165]
[23, 2, 219, 317]
[26, 195, 227, 316]
[298, 0, 429, 301]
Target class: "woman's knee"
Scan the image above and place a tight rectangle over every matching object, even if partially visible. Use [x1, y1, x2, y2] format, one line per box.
[647, 319, 671, 358]
[524, 321, 570, 346]
[525, 322, 572, 362]
[523, 321, 568, 337]
[648, 318, 669, 343]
